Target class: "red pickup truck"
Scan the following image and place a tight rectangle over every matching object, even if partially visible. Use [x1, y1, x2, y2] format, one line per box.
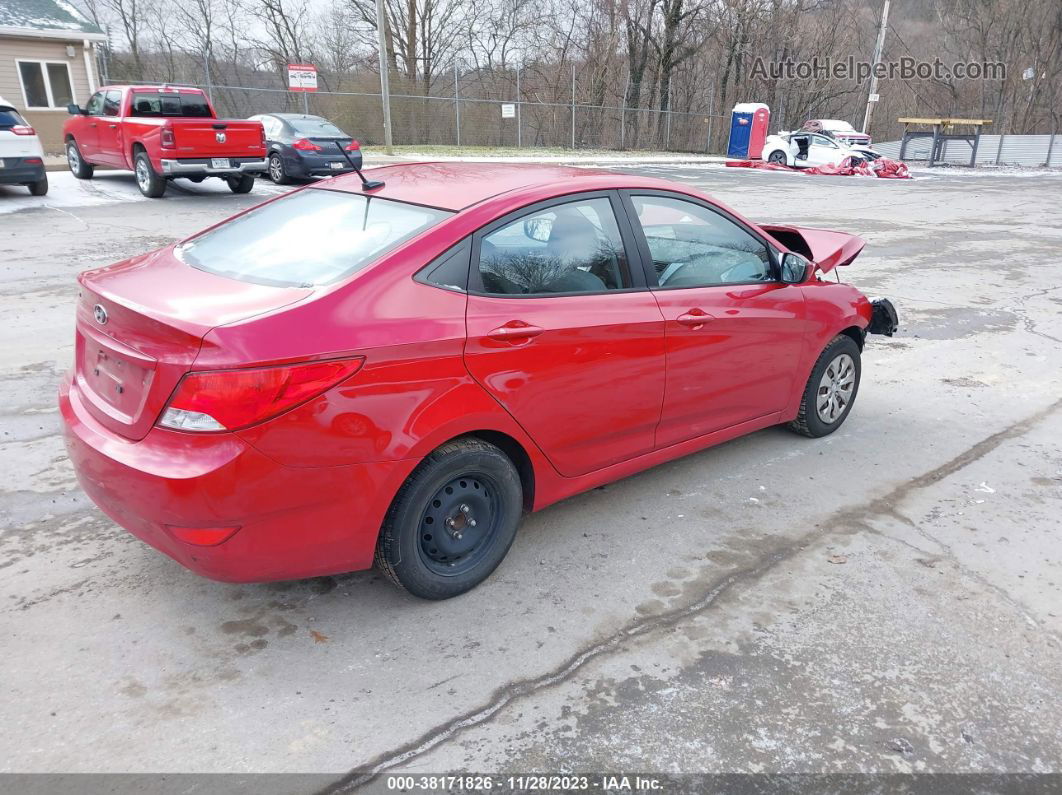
[63, 85, 267, 198]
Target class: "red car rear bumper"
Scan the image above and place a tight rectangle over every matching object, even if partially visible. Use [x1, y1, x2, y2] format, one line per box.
[59, 374, 407, 582]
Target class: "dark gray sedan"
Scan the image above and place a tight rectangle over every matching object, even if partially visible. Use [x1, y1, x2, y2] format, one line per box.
[248, 113, 360, 184]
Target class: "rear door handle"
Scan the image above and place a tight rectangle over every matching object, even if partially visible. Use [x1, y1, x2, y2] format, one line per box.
[676, 309, 714, 328]
[487, 322, 544, 342]
[108, 123, 117, 128]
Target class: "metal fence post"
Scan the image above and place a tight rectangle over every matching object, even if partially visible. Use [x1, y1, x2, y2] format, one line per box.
[620, 74, 629, 150]
[1045, 132, 1057, 167]
[454, 60, 461, 147]
[995, 133, 1005, 165]
[569, 63, 577, 148]
[516, 65, 522, 149]
[665, 88, 672, 150]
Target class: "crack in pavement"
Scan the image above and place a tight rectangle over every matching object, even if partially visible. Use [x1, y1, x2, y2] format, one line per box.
[316, 394, 1062, 793]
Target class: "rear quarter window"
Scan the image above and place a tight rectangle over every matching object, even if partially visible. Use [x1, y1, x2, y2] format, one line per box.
[0, 108, 27, 127]
[175, 189, 453, 287]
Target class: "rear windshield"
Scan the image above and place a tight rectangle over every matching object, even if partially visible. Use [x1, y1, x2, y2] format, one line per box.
[130, 92, 212, 117]
[287, 117, 346, 137]
[176, 189, 453, 287]
[0, 108, 27, 127]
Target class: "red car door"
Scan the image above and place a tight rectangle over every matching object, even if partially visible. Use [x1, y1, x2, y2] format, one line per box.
[93, 89, 125, 167]
[623, 192, 807, 448]
[464, 192, 666, 478]
[70, 90, 106, 160]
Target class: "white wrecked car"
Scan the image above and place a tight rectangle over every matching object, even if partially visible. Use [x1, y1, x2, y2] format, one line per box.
[762, 131, 881, 168]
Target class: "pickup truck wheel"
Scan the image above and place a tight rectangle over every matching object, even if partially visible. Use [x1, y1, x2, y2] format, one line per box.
[788, 335, 861, 438]
[66, 140, 93, 179]
[134, 152, 166, 198]
[375, 438, 523, 600]
[26, 175, 49, 196]
[268, 154, 291, 185]
[226, 174, 255, 194]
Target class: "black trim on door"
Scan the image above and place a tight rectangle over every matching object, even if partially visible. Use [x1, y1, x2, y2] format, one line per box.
[467, 190, 649, 298]
[618, 189, 783, 288]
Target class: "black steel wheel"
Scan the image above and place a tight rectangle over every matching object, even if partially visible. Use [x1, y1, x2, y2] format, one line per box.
[376, 437, 523, 599]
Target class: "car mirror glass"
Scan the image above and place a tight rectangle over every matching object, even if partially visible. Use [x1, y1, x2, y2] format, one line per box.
[524, 217, 552, 243]
[780, 252, 810, 283]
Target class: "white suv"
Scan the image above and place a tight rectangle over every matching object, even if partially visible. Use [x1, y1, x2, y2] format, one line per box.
[0, 97, 48, 196]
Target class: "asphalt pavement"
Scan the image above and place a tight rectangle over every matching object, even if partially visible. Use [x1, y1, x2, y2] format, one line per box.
[1, 164, 1060, 790]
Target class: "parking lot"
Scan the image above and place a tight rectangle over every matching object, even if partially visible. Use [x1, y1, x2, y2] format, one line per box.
[1, 163, 1060, 788]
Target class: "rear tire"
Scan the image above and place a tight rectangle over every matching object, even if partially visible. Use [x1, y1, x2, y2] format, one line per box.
[767, 150, 788, 165]
[134, 151, 166, 198]
[268, 154, 291, 185]
[66, 139, 93, 179]
[226, 174, 255, 194]
[375, 438, 523, 600]
[788, 335, 861, 438]
[27, 175, 49, 196]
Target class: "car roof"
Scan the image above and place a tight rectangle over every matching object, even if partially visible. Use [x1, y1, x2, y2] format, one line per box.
[268, 113, 327, 120]
[322, 161, 680, 212]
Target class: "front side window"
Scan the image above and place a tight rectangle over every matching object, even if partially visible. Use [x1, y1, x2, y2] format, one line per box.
[477, 197, 631, 295]
[632, 195, 773, 288]
[18, 61, 74, 108]
[85, 91, 105, 116]
[103, 90, 122, 117]
[176, 189, 452, 287]
[130, 92, 211, 117]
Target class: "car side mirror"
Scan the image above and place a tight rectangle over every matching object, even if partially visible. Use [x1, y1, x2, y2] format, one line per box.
[67, 103, 84, 115]
[780, 252, 811, 283]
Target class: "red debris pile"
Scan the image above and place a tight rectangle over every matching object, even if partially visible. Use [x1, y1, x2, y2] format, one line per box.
[727, 155, 912, 179]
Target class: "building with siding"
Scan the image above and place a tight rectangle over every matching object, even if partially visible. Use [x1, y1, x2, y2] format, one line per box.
[0, 0, 106, 153]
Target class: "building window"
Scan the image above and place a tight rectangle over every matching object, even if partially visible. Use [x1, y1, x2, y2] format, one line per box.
[17, 61, 76, 109]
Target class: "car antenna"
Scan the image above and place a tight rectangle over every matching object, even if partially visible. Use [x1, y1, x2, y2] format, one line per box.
[334, 141, 385, 191]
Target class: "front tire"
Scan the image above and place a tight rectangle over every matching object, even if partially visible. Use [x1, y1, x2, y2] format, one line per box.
[375, 438, 523, 599]
[27, 175, 49, 196]
[788, 334, 861, 438]
[66, 139, 94, 179]
[134, 151, 166, 198]
[226, 174, 255, 194]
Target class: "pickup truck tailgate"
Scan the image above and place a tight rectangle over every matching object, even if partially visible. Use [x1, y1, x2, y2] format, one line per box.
[172, 121, 264, 157]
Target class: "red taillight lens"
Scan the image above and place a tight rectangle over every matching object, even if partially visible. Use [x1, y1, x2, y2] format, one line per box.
[345, 140, 361, 151]
[161, 125, 175, 148]
[159, 357, 365, 432]
[292, 137, 321, 151]
[24, 157, 43, 165]
[12, 125, 36, 136]
[260, 126, 266, 147]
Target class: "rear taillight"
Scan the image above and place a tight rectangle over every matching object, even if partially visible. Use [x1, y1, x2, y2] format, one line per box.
[345, 140, 361, 151]
[161, 125, 175, 148]
[24, 157, 43, 165]
[158, 357, 365, 432]
[11, 125, 36, 136]
[292, 137, 321, 151]
[259, 126, 266, 147]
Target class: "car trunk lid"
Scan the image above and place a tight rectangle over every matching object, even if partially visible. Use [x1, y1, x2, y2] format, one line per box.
[762, 225, 866, 273]
[75, 248, 311, 441]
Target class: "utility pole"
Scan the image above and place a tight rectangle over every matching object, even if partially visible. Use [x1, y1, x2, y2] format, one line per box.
[861, 0, 890, 135]
[454, 59, 461, 147]
[515, 64, 522, 149]
[374, 0, 393, 154]
[571, 62, 576, 149]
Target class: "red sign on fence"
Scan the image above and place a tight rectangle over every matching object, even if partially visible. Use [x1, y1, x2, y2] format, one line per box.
[287, 63, 318, 92]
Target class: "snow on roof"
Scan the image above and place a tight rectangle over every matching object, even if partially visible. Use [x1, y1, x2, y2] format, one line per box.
[0, 0, 104, 36]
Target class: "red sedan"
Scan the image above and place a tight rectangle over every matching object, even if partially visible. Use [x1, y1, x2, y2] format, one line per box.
[60, 161, 897, 599]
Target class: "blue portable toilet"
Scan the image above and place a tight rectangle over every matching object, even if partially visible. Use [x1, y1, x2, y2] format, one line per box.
[727, 103, 770, 159]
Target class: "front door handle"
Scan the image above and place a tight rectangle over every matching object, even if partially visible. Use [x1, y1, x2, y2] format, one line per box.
[676, 309, 714, 328]
[487, 322, 544, 342]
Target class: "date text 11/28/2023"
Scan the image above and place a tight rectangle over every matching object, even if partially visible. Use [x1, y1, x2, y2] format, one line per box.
[385, 774, 664, 791]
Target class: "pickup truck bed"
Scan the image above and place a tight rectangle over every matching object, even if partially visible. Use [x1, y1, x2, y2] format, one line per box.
[63, 86, 267, 198]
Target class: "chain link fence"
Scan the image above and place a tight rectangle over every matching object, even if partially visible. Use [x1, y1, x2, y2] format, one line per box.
[128, 79, 728, 153]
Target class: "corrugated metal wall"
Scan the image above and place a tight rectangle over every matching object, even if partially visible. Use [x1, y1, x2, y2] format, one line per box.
[876, 134, 1061, 167]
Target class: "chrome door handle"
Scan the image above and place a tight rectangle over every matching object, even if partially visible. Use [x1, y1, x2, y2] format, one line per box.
[487, 323, 544, 342]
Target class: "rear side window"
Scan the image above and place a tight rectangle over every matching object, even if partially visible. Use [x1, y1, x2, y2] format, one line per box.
[130, 92, 211, 117]
[176, 189, 453, 287]
[0, 108, 27, 128]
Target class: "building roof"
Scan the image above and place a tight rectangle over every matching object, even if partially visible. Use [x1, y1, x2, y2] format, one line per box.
[0, 0, 106, 39]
